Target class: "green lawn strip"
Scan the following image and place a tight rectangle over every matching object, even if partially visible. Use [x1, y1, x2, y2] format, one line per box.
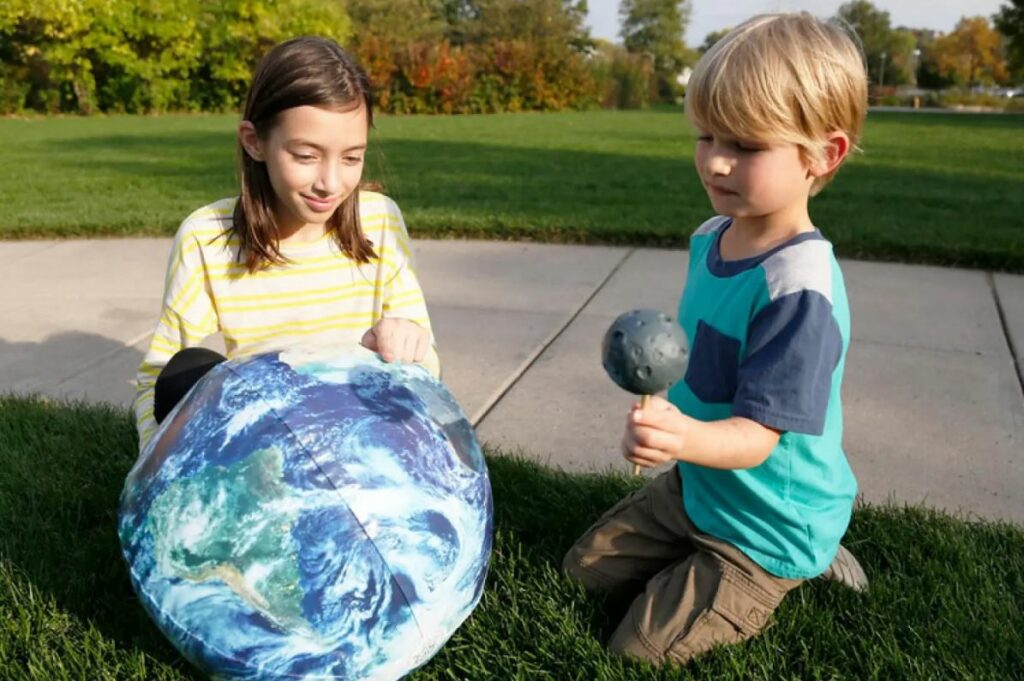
[1, 110, 1022, 271]
[1, 395, 1022, 679]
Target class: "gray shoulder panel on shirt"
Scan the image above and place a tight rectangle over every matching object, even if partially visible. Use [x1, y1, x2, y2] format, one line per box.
[692, 215, 730, 237]
[762, 239, 834, 304]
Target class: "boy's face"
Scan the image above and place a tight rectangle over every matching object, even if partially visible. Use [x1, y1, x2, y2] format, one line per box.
[694, 131, 815, 222]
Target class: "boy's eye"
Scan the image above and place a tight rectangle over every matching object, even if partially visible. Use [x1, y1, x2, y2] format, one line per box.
[343, 155, 364, 165]
[294, 153, 317, 163]
[697, 134, 712, 143]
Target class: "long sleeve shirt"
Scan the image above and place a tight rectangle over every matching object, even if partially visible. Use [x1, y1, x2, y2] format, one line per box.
[133, 191, 439, 450]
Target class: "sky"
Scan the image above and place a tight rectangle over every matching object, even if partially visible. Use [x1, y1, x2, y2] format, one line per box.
[585, 0, 1008, 46]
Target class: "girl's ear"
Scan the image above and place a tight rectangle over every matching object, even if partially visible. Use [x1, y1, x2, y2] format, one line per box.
[809, 131, 851, 178]
[238, 121, 264, 162]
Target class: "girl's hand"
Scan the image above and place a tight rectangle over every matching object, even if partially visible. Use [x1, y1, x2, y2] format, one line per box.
[622, 395, 695, 468]
[361, 318, 431, 365]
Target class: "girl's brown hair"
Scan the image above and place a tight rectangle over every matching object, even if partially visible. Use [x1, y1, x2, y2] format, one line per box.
[234, 36, 376, 272]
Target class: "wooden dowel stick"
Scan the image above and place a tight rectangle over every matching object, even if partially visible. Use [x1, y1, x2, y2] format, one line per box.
[631, 394, 650, 476]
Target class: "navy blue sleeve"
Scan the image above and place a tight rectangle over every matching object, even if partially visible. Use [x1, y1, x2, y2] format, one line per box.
[732, 290, 843, 435]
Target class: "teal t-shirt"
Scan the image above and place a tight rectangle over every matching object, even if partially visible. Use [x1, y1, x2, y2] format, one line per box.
[667, 216, 857, 579]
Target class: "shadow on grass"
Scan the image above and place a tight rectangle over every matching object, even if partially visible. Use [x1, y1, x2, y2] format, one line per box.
[0, 396, 202, 677]
[0, 331, 198, 676]
[14, 115, 1024, 270]
[32, 130, 237, 198]
[1, 394, 1023, 679]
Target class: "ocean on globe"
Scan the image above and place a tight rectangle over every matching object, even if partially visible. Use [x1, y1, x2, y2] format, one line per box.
[118, 346, 493, 680]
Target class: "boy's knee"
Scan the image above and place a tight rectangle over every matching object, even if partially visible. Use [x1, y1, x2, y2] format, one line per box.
[604, 551, 791, 667]
[607, 609, 665, 663]
[561, 544, 605, 591]
[606, 597, 753, 667]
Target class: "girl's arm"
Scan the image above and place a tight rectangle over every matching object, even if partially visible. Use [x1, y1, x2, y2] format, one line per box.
[377, 199, 441, 377]
[134, 226, 218, 450]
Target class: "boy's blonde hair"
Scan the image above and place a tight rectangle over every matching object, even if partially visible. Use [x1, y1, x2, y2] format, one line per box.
[686, 13, 868, 195]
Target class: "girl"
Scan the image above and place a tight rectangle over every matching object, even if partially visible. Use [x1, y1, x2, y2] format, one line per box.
[133, 36, 439, 450]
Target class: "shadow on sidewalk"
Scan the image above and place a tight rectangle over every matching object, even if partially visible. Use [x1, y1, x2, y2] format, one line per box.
[0, 332, 145, 405]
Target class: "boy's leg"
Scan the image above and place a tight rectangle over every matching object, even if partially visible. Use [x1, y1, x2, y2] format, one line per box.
[607, 528, 802, 665]
[562, 467, 695, 595]
[819, 544, 869, 592]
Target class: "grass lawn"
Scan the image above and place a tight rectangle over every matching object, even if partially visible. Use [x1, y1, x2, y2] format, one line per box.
[1, 395, 1022, 679]
[0, 109, 1022, 271]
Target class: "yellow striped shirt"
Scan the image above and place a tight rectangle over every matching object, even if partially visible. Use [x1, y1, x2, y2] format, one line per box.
[133, 191, 440, 450]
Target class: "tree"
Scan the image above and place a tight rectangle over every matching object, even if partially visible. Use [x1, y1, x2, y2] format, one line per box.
[619, 0, 691, 99]
[346, 0, 447, 44]
[698, 28, 730, 55]
[886, 28, 919, 86]
[994, 0, 1024, 80]
[465, 0, 592, 51]
[836, 0, 913, 86]
[192, 0, 352, 111]
[932, 16, 1009, 87]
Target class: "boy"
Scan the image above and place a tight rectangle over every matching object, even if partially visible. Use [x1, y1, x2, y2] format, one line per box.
[563, 13, 868, 665]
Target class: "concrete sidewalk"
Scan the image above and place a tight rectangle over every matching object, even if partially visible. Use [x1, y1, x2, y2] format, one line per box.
[3, 239, 1023, 524]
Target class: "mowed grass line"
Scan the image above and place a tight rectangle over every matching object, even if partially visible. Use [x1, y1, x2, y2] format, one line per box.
[1, 394, 1022, 679]
[0, 110, 1022, 271]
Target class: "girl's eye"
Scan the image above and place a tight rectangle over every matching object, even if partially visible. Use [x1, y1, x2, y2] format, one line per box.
[697, 135, 712, 143]
[294, 153, 317, 162]
[343, 156, 364, 165]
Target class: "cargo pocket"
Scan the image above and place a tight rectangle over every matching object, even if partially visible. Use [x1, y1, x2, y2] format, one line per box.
[684, 320, 741, 404]
[669, 562, 782, 662]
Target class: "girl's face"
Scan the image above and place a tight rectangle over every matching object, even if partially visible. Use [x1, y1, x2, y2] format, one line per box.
[240, 104, 368, 240]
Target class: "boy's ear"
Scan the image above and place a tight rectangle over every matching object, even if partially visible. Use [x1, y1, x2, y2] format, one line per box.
[809, 131, 851, 178]
[238, 121, 264, 162]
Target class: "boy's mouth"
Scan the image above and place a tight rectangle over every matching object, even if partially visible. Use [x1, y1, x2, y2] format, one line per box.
[708, 184, 738, 197]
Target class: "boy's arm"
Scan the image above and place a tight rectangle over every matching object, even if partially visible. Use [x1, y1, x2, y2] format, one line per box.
[627, 287, 842, 470]
[625, 398, 779, 470]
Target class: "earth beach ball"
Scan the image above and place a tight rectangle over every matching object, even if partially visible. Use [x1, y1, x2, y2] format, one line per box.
[119, 346, 493, 680]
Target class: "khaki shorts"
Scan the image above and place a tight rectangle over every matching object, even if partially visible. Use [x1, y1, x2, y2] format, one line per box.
[562, 467, 802, 665]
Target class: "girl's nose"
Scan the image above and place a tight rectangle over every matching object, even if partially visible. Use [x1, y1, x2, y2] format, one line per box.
[313, 161, 341, 195]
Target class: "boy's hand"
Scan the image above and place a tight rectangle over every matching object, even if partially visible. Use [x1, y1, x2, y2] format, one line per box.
[622, 395, 696, 468]
[361, 318, 430, 365]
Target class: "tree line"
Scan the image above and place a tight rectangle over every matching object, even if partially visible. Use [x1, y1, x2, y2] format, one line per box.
[1, 0, 1022, 116]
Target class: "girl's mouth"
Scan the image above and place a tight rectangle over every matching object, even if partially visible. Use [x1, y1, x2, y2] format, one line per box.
[302, 195, 337, 212]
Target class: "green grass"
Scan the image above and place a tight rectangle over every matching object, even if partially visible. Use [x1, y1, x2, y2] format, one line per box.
[1, 109, 1023, 271]
[2, 394, 1023, 679]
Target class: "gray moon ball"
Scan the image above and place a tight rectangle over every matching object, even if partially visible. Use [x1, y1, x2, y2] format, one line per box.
[602, 309, 689, 395]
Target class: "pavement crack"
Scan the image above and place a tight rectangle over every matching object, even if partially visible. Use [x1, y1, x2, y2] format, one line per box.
[987, 271, 1024, 399]
[470, 247, 636, 427]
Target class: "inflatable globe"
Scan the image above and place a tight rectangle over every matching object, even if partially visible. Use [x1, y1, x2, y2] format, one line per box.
[118, 346, 493, 680]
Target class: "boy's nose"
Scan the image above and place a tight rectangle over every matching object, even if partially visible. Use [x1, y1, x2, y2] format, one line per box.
[704, 152, 732, 177]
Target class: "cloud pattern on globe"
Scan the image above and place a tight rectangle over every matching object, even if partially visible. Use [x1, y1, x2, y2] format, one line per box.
[119, 347, 493, 680]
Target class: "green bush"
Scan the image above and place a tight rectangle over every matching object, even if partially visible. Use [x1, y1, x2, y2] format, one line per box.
[939, 90, 1011, 110]
[0, 64, 30, 115]
[0, 0, 645, 115]
[0, 0, 350, 114]
[352, 38, 600, 115]
[589, 42, 652, 109]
